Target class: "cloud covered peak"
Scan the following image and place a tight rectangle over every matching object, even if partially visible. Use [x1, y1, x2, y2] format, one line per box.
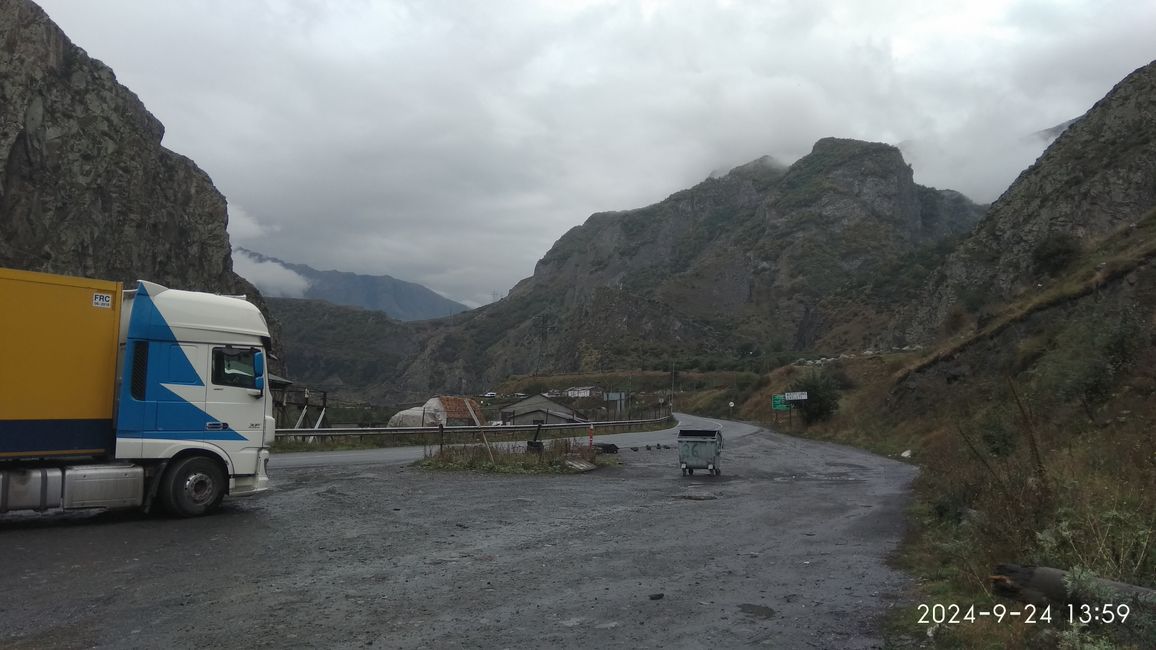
[232, 249, 311, 298]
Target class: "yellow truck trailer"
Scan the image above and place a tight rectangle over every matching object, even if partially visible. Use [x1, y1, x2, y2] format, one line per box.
[0, 268, 123, 458]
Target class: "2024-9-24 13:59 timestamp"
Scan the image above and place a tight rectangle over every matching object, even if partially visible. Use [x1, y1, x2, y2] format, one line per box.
[918, 602, 1131, 625]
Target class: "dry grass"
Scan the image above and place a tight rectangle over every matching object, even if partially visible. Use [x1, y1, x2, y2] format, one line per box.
[903, 409, 1156, 648]
[417, 438, 602, 474]
[497, 370, 676, 394]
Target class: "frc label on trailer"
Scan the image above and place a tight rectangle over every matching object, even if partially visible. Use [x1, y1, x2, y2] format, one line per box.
[92, 292, 113, 309]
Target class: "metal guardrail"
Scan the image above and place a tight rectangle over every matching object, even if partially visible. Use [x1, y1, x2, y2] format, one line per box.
[274, 416, 674, 441]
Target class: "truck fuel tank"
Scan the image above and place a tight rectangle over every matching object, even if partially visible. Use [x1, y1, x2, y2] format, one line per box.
[0, 468, 63, 512]
[0, 465, 144, 513]
[62, 465, 144, 509]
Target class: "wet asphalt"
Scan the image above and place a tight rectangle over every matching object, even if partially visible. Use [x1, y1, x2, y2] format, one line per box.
[0, 415, 917, 649]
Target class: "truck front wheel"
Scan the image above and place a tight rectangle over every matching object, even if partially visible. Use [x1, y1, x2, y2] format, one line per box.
[161, 456, 226, 517]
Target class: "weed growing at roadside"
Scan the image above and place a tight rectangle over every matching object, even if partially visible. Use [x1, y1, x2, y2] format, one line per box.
[418, 438, 600, 474]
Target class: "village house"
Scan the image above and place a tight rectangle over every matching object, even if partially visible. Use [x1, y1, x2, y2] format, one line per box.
[500, 394, 585, 425]
[562, 385, 603, 399]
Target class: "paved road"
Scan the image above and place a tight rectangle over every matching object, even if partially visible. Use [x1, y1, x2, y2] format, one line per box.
[0, 415, 917, 648]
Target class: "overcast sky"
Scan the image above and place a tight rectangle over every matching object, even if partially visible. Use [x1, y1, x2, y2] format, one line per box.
[38, 0, 1155, 307]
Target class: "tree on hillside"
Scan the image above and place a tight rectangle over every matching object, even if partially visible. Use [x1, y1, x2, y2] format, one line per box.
[787, 369, 840, 424]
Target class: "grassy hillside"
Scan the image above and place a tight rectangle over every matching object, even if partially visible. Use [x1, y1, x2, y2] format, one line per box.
[266, 297, 427, 403]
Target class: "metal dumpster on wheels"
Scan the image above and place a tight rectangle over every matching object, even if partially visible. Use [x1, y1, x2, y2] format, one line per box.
[678, 429, 723, 476]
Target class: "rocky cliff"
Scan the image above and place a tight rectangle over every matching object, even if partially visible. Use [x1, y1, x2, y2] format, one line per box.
[911, 59, 1156, 339]
[0, 0, 256, 299]
[503, 138, 982, 356]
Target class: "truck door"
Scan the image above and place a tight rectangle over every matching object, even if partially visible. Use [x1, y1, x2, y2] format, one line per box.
[205, 346, 265, 475]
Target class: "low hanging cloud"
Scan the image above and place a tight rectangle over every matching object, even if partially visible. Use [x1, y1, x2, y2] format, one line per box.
[232, 249, 311, 298]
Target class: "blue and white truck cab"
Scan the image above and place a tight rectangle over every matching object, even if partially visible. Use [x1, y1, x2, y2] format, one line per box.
[0, 268, 274, 517]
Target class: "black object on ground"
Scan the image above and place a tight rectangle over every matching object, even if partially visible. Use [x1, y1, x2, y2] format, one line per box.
[526, 424, 545, 454]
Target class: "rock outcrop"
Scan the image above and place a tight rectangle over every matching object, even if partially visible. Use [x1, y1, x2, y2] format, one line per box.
[507, 137, 983, 354]
[911, 59, 1156, 338]
[0, 0, 256, 299]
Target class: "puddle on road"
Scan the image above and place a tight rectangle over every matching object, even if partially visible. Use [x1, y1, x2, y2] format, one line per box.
[738, 603, 777, 619]
[675, 493, 718, 501]
[824, 462, 867, 470]
[594, 621, 620, 630]
[764, 472, 866, 483]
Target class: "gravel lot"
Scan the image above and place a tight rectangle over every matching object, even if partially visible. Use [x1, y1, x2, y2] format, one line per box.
[0, 416, 917, 648]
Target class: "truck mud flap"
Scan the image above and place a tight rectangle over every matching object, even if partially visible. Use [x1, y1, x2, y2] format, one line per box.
[141, 460, 169, 514]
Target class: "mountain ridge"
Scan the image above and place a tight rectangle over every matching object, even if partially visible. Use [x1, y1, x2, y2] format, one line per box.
[236, 248, 469, 322]
[270, 137, 986, 403]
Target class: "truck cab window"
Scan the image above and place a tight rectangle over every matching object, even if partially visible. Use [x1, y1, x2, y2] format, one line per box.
[212, 347, 256, 389]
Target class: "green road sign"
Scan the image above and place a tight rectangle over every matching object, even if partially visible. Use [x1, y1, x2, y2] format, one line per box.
[772, 394, 790, 411]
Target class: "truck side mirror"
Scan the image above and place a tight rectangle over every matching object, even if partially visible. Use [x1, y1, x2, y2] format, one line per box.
[254, 350, 265, 377]
[254, 376, 265, 391]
